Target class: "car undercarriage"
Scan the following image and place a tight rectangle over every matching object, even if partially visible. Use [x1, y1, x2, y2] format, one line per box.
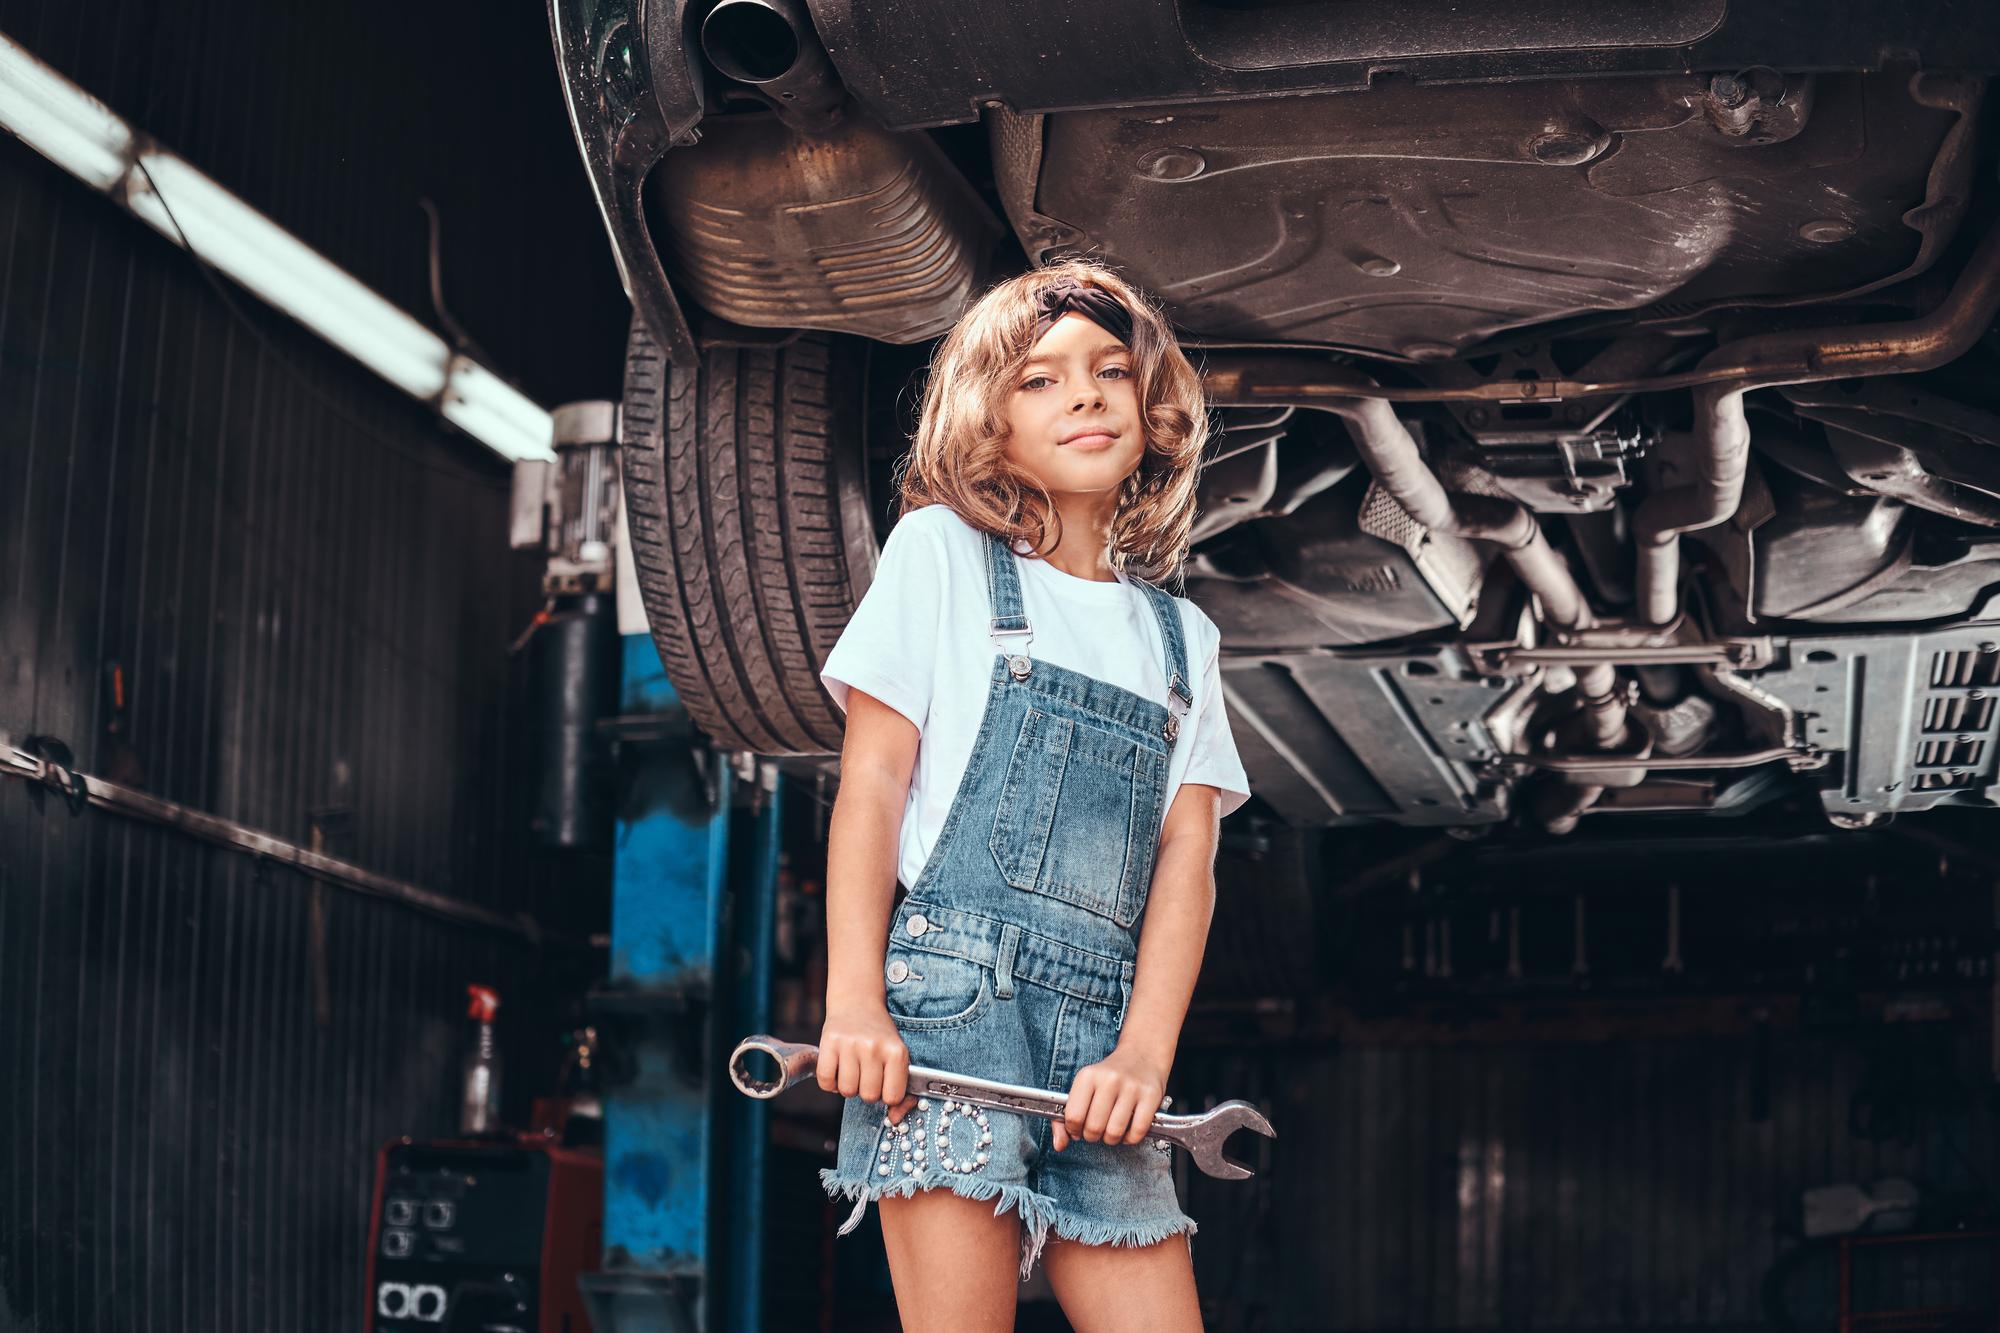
[552, 0, 2000, 832]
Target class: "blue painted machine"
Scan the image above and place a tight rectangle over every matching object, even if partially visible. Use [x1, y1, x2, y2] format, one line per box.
[579, 633, 783, 1333]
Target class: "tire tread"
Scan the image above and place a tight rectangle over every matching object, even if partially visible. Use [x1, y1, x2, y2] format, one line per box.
[620, 317, 864, 754]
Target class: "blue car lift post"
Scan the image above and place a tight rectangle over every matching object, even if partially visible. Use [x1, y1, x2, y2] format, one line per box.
[580, 633, 782, 1333]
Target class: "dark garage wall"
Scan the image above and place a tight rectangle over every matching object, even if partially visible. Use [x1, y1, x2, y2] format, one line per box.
[0, 2, 623, 1330]
[1182, 1027, 1994, 1331]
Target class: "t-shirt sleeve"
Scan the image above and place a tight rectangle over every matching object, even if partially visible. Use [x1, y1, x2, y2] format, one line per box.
[1180, 612, 1252, 819]
[818, 511, 947, 731]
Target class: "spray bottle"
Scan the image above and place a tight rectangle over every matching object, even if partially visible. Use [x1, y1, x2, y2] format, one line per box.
[460, 985, 503, 1136]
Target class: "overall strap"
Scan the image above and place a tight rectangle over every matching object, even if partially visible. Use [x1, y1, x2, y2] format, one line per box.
[984, 532, 1034, 679]
[986, 530, 1194, 739]
[1130, 575, 1194, 740]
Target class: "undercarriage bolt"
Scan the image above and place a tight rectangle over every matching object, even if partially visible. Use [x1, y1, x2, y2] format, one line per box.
[1708, 73, 1748, 106]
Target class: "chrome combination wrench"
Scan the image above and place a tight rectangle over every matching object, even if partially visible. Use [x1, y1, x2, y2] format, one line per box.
[728, 1034, 1276, 1181]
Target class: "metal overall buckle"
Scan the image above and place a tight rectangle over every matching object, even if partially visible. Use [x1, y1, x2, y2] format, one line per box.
[1164, 671, 1192, 741]
[990, 618, 1034, 680]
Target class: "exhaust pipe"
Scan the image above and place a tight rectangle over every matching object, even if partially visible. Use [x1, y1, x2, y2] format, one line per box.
[1204, 226, 2000, 821]
[1632, 383, 1751, 626]
[1206, 359, 1631, 826]
[1205, 361, 1606, 648]
[1635, 220, 2000, 626]
[1322, 398, 1625, 733]
[700, 0, 846, 133]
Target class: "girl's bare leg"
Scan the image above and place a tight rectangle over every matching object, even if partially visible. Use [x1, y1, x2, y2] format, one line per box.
[878, 1191, 1023, 1333]
[1040, 1233, 1203, 1333]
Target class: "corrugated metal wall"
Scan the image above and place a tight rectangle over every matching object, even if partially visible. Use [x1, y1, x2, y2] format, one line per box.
[0, 2, 623, 1329]
[1181, 1028, 1995, 1331]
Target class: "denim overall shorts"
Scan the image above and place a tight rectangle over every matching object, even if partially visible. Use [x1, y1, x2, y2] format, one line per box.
[819, 530, 1199, 1281]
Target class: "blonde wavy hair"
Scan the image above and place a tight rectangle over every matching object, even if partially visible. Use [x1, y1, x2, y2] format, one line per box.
[892, 258, 1210, 586]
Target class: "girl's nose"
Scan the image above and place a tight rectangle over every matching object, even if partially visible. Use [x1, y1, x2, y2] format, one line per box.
[1071, 384, 1104, 410]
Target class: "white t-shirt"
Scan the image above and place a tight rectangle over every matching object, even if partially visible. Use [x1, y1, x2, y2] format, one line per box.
[819, 503, 1252, 892]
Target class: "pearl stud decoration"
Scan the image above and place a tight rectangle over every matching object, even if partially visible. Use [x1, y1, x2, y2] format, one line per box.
[875, 1111, 929, 1179]
[934, 1099, 991, 1175]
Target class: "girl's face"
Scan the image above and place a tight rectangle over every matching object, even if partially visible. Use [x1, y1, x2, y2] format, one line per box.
[1000, 312, 1144, 504]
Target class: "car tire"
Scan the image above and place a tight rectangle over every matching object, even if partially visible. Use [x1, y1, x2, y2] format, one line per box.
[619, 313, 877, 753]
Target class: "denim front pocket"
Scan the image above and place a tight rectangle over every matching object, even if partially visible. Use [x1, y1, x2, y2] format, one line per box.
[884, 948, 993, 1030]
[988, 707, 1169, 928]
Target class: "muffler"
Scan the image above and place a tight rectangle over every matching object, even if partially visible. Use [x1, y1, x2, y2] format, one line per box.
[648, 111, 1001, 343]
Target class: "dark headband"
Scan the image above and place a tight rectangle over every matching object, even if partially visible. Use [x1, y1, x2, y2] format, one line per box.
[1029, 276, 1135, 347]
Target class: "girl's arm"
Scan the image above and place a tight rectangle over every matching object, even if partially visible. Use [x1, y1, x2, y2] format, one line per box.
[816, 687, 925, 1124]
[1052, 781, 1222, 1152]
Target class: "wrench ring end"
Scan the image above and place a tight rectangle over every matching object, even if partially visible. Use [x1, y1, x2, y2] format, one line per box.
[729, 1034, 817, 1099]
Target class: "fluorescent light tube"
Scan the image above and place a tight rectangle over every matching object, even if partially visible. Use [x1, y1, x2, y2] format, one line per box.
[0, 31, 554, 463]
[0, 36, 129, 190]
[442, 356, 562, 465]
[127, 152, 453, 401]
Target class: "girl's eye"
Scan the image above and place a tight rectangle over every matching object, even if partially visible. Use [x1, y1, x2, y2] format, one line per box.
[1020, 365, 1126, 391]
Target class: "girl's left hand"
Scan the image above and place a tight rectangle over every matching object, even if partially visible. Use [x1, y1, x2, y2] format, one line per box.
[1052, 1046, 1169, 1151]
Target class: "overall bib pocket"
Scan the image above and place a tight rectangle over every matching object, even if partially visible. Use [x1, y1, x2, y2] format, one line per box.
[988, 707, 1170, 928]
[884, 948, 993, 1030]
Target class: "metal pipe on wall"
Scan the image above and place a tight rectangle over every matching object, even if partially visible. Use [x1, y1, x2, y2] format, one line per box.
[1, 739, 556, 943]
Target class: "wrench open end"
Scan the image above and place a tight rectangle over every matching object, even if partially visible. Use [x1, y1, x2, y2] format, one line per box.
[1181, 1101, 1276, 1181]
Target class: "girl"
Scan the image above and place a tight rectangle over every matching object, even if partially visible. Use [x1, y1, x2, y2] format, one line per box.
[813, 259, 1251, 1331]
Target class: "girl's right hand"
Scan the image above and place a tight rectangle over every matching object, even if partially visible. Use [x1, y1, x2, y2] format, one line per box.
[817, 1002, 920, 1125]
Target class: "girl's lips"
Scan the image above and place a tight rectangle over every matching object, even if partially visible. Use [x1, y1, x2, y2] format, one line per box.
[1059, 432, 1117, 450]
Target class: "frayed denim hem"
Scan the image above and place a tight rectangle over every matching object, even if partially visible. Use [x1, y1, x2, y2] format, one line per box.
[1046, 1208, 1198, 1252]
[819, 1167, 1059, 1280]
